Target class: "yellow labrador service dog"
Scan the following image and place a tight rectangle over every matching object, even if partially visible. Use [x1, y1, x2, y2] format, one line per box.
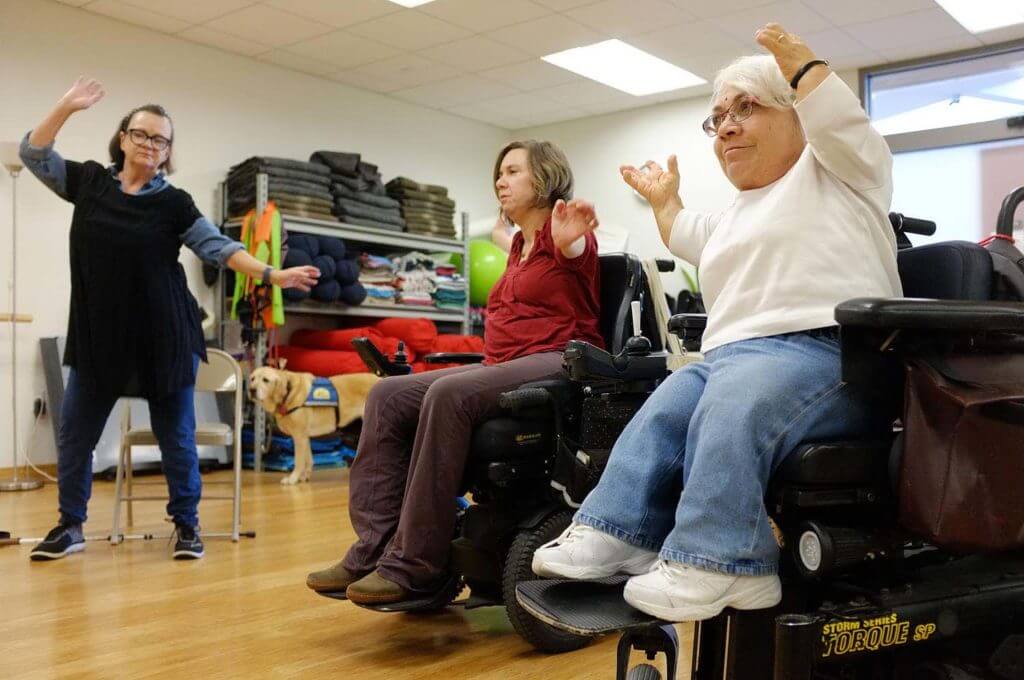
[249, 367, 379, 485]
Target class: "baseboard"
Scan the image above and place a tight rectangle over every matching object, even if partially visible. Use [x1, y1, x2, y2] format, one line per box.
[0, 463, 56, 478]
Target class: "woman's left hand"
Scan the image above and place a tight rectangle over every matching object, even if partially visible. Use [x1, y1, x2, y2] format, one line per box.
[754, 23, 818, 83]
[271, 265, 320, 291]
[551, 199, 599, 251]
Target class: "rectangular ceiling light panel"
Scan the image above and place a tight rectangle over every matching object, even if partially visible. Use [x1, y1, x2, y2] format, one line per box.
[543, 39, 706, 96]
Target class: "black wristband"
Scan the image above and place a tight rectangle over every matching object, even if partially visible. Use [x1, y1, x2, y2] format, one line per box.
[262, 265, 274, 285]
[790, 59, 828, 89]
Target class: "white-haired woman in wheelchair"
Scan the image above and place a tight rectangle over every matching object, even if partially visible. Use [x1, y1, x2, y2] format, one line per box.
[533, 24, 902, 622]
[306, 140, 606, 605]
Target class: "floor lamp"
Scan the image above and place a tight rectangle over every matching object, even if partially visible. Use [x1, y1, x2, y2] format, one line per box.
[0, 141, 43, 492]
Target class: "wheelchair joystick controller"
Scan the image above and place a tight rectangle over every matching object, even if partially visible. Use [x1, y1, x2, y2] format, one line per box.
[393, 341, 409, 366]
[624, 300, 652, 356]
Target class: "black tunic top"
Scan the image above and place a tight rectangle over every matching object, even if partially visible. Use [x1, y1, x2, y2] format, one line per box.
[64, 160, 207, 397]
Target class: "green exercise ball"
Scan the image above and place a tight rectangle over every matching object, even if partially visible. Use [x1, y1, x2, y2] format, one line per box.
[469, 239, 508, 306]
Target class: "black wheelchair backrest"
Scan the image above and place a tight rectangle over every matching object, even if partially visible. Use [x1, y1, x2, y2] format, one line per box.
[598, 253, 643, 353]
[897, 240, 993, 300]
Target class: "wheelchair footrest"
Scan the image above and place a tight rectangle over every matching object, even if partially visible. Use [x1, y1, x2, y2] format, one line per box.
[515, 576, 657, 636]
[350, 576, 462, 613]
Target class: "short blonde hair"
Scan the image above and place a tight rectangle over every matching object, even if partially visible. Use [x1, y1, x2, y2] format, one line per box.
[712, 55, 795, 110]
[493, 140, 573, 209]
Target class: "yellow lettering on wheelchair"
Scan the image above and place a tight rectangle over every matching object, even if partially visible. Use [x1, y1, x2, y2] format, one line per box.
[821, 617, 910, 658]
[913, 623, 937, 642]
[514, 432, 542, 444]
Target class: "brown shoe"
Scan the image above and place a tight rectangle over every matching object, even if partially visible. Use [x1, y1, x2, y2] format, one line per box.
[346, 569, 410, 605]
[306, 560, 360, 593]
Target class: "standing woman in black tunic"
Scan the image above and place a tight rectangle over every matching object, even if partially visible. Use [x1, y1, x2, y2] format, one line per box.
[20, 77, 320, 561]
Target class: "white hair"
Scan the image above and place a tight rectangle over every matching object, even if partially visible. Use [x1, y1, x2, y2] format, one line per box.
[712, 55, 794, 110]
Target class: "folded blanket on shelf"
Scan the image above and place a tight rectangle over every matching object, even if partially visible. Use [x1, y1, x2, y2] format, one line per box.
[309, 151, 360, 177]
[334, 198, 406, 228]
[387, 176, 449, 197]
[230, 156, 331, 176]
[228, 165, 332, 187]
[331, 182, 402, 210]
[387, 186, 456, 207]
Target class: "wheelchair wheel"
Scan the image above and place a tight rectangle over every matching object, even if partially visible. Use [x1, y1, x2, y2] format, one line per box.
[502, 510, 593, 654]
[625, 663, 661, 680]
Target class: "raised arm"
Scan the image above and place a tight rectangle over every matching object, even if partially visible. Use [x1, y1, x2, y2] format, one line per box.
[756, 24, 892, 192]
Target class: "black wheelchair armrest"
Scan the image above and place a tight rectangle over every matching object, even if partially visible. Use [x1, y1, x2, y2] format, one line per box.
[423, 352, 485, 364]
[562, 340, 669, 383]
[352, 337, 413, 377]
[667, 313, 707, 336]
[836, 298, 1024, 331]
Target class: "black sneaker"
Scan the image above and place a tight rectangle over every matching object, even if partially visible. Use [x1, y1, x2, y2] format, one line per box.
[172, 523, 204, 560]
[30, 523, 85, 561]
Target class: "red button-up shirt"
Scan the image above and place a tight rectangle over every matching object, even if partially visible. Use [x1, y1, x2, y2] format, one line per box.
[484, 219, 604, 364]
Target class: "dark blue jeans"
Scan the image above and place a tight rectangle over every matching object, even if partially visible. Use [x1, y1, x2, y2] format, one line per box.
[57, 356, 202, 527]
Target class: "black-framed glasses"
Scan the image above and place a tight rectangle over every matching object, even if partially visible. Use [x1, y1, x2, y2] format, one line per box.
[701, 97, 758, 137]
[126, 128, 171, 151]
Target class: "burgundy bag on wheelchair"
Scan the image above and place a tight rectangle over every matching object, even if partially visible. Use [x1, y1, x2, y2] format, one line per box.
[899, 353, 1024, 552]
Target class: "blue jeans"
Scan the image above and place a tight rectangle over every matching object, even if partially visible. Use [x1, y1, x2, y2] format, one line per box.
[57, 356, 202, 527]
[575, 330, 889, 576]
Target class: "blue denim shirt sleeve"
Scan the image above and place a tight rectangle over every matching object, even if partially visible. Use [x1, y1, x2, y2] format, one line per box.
[181, 216, 245, 267]
[19, 131, 69, 200]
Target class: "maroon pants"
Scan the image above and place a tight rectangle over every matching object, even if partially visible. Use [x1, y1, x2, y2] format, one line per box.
[341, 352, 564, 591]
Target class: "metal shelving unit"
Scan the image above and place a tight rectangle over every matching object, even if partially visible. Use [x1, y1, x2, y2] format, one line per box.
[216, 172, 471, 470]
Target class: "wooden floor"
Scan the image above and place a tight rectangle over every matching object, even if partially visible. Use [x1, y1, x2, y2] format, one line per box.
[1, 468, 691, 679]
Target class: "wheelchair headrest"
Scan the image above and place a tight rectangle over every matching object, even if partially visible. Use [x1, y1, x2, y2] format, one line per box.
[897, 240, 993, 300]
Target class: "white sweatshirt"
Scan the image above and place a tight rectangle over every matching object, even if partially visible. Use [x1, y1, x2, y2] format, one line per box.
[669, 72, 902, 353]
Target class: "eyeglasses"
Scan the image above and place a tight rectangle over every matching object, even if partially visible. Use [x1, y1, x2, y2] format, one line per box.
[126, 128, 171, 151]
[701, 97, 757, 138]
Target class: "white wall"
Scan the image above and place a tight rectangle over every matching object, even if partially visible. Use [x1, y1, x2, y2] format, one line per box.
[513, 70, 863, 294]
[0, 0, 510, 468]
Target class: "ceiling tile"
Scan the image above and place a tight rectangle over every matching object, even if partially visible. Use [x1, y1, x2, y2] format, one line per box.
[261, 0, 401, 28]
[80, 0, 192, 33]
[418, 35, 531, 71]
[671, 0, 777, 20]
[204, 5, 330, 46]
[344, 53, 463, 92]
[808, 0, 935, 27]
[708, 1, 831, 45]
[259, 49, 339, 76]
[975, 23, 1024, 46]
[845, 8, 974, 52]
[531, 79, 635, 107]
[565, 0, 693, 38]
[530, 0, 601, 10]
[55, 0, 92, 6]
[518, 107, 591, 126]
[477, 59, 580, 90]
[484, 13, 604, 57]
[878, 34, 984, 64]
[444, 102, 530, 129]
[345, 10, 473, 50]
[283, 30, 399, 69]
[118, 0, 254, 24]
[418, 0, 552, 32]
[629, 20, 747, 62]
[392, 75, 519, 107]
[178, 25, 269, 56]
[327, 70, 404, 94]
[798, 27, 875, 59]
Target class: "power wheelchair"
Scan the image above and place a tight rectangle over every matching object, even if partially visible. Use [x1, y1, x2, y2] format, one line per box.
[338, 252, 676, 653]
[513, 198, 1024, 679]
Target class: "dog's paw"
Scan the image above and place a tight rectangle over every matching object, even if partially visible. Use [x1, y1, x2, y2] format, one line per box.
[281, 474, 300, 485]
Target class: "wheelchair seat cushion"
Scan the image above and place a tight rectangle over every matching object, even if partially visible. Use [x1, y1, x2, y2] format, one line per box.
[775, 439, 893, 486]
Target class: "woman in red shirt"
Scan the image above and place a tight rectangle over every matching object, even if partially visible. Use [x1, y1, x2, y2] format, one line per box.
[306, 140, 604, 603]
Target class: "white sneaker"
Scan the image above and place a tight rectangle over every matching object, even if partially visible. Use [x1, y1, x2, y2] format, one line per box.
[532, 523, 659, 580]
[623, 560, 781, 622]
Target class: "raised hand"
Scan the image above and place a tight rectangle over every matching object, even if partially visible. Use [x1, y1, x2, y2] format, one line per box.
[754, 23, 819, 84]
[620, 155, 681, 213]
[271, 265, 320, 292]
[550, 198, 599, 252]
[60, 76, 105, 112]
